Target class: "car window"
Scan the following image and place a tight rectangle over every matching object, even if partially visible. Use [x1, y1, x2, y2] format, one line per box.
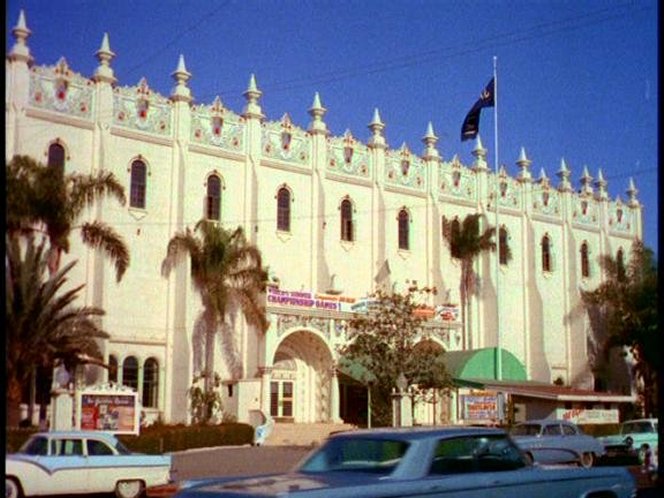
[87, 439, 115, 456]
[20, 436, 49, 456]
[510, 424, 541, 436]
[51, 438, 83, 456]
[543, 424, 562, 436]
[113, 438, 132, 455]
[562, 425, 577, 436]
[299, 438, 409, 475]
[429, 436, 526, 475]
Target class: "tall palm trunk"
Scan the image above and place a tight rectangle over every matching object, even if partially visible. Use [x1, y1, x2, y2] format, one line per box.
[7, 376, 24, 428]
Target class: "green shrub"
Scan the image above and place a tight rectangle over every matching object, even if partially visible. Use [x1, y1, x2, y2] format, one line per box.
[6, 423, 254, 455]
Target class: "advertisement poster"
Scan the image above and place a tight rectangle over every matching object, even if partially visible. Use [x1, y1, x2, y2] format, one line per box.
[79, 392, 139, 434]
[461, 391, 499, 421]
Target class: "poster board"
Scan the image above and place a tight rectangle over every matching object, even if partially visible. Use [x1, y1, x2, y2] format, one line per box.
[75, 385, 140, 435]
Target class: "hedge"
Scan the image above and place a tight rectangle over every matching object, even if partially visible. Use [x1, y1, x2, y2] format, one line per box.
[6, 423, 254, 454]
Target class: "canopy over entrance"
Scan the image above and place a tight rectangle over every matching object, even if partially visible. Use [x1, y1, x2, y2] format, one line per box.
[445, 347, 527, 382]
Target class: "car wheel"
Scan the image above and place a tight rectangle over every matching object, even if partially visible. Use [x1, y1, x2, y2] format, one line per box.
[580, 452, 595, 468]
[115, 479, 144, 498]
[6, 477, 23, 498]
[524, 452, 534, 465]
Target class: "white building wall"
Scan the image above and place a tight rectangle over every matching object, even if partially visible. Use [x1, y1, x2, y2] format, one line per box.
[5, 17, 643, 424]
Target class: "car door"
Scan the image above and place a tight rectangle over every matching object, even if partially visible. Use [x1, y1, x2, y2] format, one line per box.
[84, 437, 119, 493]
[45, 437, 90, 494]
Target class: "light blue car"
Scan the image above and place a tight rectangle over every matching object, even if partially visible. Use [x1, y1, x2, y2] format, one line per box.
[510, 419, 605, 468]
[170, 426, 633, 498]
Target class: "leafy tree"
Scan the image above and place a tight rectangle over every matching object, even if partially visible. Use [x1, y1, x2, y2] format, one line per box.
[442, 213, 505, 350]
[162, 220, 268, 393]
[340, 288, 452, 427]
[581, 239, 658, 416]
[6, 235, 109, 427]
[7, 154, 129, 281]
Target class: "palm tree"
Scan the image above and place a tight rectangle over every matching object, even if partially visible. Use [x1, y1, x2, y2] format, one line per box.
[442, 213, 504, 350]
[6, 235, 109, 427]
[162, 220, 268, 396]
[7, 154, 130, 282]
[581, 240, 658, 416]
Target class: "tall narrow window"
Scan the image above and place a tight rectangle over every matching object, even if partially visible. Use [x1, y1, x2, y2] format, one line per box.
[108, 355, 118, 384]
[277, 187, 291, 232]
[340, 199, 353, 241]
[48, 143, 65, 176]
[142, 358, 159, 408]
[398, 209, 410, 250]
[499, 227, 508, 265]
[122, 356, 138, 391]
[616, 248, 626, 280]
[542, 235, 552, 272]
[450, 219, 461, 258]
[130, 160, 147, 209]
[206, 175, 221, 221]
[580, 242, 590, 278]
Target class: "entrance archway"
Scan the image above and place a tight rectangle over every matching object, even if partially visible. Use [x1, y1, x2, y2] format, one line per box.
[271, 330, 335, 423]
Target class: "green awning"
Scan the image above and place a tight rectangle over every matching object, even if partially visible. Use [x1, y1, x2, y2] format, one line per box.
[337, 357, 377, 385]
[444, 347, 527, 382]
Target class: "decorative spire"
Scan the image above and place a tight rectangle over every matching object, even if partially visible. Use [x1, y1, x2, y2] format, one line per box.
[243, 73, 264, 119]
[93, 33, 116, 83]
[626, 177, 639, 207]
[368, 108, 386, 149]
[471, 134, 488, 171]
[516, 146, 532, 182]
[421, 121, 439, 160]
[170, 54, 192, 102]
[538, 167, 550, 186]
[308, 92, 327, 134]
[9, 10, 33, 64]
[594, 168, 608, 200]
[579, 165, 594, 195]
[556, 157, 572, 192]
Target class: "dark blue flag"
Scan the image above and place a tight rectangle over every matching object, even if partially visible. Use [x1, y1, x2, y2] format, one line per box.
[461, 78, 495, 141]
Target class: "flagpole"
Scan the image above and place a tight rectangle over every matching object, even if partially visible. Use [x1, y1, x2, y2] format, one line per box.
[493, 56, 502, 384]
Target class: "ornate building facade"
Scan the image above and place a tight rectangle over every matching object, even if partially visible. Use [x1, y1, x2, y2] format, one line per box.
[6, 12, 642, 426]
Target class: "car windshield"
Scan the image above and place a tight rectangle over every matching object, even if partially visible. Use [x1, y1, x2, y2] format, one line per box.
[299, 437, 409, 475]
[622, 421, 656, 435]
[510, 424, 541, 436]
[19, 436, 49, 455]
[112, 438, 132, 455]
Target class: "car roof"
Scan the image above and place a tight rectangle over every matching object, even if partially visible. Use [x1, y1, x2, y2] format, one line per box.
[515, 419, 574, 425]
[328, 426, 506, 442]
[31, 431, 118, 441]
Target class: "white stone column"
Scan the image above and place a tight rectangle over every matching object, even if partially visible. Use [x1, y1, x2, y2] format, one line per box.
[329, 368, 341, 423]
[259, 367, 273, 417]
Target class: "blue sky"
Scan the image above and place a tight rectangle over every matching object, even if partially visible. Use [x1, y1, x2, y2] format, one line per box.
[7, 0, 659, 257]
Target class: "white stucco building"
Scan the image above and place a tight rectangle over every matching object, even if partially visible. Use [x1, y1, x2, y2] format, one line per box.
[6, 12, 642, 427]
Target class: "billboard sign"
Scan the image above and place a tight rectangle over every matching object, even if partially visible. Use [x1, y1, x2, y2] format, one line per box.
[76, 385, 140, 435]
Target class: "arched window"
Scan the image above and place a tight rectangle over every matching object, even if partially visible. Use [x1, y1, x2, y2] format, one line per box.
[499, 227, 509, 265]
[542, 235, 552, 272]
[277, 187, 291, 232]
[398, 209, 410, 250]
[450, 219, 461, 259]
[130, 160, 147, 209]
[142, 358, 159, 408]
[616, 248, 626, 280]
[340, 199, 353, 241]
[580, 242, 590, 278]
[48, 143, 65, 176]
[122, 356, 139, 391]
[108, 355, 118, 384]
[206, 175, 221, 221]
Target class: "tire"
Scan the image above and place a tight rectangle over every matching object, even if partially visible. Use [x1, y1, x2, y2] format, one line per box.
[6, 477, 23, 498]
[524, 452, 534, 465]
[115, 479, 144, 498]
[580, 452, 595, 468]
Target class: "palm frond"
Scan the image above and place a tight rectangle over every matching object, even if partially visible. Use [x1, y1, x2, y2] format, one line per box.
[80, 221, 130, 282]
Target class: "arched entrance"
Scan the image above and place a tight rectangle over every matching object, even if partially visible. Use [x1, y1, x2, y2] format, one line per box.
[271, 330, 336, 423]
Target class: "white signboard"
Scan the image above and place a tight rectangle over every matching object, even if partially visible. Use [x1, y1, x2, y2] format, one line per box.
[557, 408, 619, 425]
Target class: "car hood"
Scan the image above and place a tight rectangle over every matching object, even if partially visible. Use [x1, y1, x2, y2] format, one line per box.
[180, 472, 380, 497]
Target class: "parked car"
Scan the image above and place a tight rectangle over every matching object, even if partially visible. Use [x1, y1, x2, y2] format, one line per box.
[6, 430, 172, 498]
[598, 418, 659, 468]
[164, 426, 634, 498]
[509, 419, 605, 468]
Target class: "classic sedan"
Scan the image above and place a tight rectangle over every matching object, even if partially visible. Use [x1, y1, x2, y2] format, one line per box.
[510, 419, 605, 468]
[168, 426, 634, 498]
[6, 430, 172, 498]
[599, 418, 659, 468]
